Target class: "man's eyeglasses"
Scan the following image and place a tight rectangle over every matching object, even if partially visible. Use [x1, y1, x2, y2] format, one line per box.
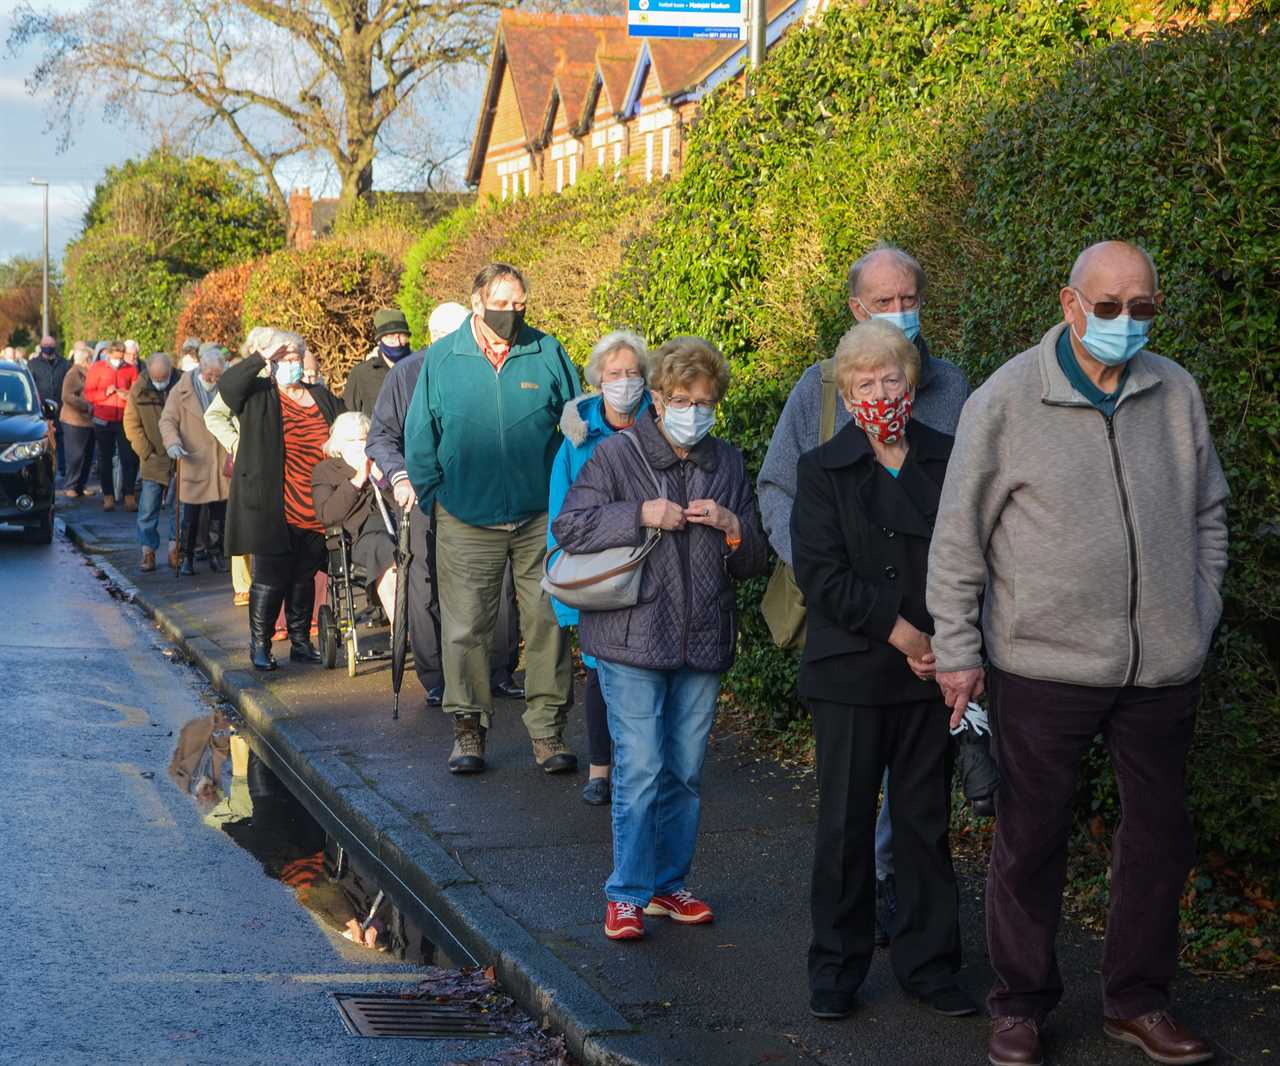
[1073, 289, 1159, 322]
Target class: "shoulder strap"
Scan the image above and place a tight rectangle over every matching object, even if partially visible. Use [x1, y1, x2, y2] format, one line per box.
[819, 357, 838, 445]
[621, 429, 664, 499]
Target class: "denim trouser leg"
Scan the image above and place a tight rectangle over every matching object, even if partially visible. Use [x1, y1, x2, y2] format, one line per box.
[598, 660, 720, 905]
[137, 479, 166, 550]
[874, 769, 894, 880]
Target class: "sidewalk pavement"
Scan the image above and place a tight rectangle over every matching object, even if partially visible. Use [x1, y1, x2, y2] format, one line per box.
[57, 494, 1278, 1066]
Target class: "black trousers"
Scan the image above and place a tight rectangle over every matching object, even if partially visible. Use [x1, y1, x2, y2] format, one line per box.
[253, 524, 327, 640]
[93, 422, 138, 498]
[408, 507, 519, 690]
[583, 666, 612, 767]
[985, 668, 1199, 1022]
[808, 697, 960, 1000]
[181, 500, 226, 555]
[62, 424, 95, 491]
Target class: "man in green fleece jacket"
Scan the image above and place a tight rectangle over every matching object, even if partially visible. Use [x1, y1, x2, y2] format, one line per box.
[927, 242, 1227, 1066]
[404, 263, 581, 776]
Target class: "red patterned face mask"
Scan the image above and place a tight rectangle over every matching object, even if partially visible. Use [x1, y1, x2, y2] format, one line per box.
[849, 394, 913, 444]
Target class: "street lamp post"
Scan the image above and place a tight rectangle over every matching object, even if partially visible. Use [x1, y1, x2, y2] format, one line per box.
[30, 179, 49, 340]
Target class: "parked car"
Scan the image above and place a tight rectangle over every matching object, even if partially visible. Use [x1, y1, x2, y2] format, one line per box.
[0, 360, 56, 544]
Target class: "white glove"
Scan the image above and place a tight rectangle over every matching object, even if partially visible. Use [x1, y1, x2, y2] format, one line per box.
[167, 444, 189, 460]
[950, 702, 990, 737]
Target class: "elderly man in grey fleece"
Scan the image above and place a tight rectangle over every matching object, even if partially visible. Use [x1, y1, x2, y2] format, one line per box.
[757, 243, 969, 946]
[927, 241, 1228, 1066]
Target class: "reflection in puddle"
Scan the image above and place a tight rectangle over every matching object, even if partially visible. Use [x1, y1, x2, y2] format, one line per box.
[168, 712, 433, 964]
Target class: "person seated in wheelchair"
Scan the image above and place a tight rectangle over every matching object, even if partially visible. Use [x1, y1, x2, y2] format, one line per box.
[311, 412, 399, 621]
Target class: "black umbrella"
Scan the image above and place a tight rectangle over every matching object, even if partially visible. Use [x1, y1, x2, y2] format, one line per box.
[390, 504, 413, 720]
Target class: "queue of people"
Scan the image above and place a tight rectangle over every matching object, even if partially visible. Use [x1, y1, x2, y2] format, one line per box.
[32, 236, 1224, 1066]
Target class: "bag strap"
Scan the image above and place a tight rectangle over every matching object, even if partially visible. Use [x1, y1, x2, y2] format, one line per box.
[819, 357, 838, 445]
[619, 428, 665, 499]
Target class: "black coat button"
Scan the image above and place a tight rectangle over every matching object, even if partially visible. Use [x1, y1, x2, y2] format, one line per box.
[883, 527, 896, 538]
[884, 565, 898, 580]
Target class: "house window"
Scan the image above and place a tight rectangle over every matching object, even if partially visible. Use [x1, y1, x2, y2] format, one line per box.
[568, 151, 577, 186]
[501, 173, 509, 201]
[644, 132, 654, 182]
[556, 158, 565, 193]
[661, 127, 672, 177]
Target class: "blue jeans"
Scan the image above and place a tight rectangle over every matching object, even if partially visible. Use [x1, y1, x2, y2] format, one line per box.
[136, 478, 175, 550]
[875, 769, 894, 881]
[597, 660, 721, 906]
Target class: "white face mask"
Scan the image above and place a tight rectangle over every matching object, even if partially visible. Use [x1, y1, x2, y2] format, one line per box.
[152, 378, 169, 391]
[181, 356, 200, 372]
[600, 377, 645, 415]
[660, 402, 716, 448]
[108, 358, 123, 369]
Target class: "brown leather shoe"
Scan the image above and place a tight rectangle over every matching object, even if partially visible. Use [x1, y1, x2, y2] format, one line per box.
[140, 548, 156, 572]
[123, 494, 138, 513]
[989, 1016, 1043, 1066]
[102, 494, 115, 512]
[532, 736, 578, 774]
[1104, 1011, 1214, 1064]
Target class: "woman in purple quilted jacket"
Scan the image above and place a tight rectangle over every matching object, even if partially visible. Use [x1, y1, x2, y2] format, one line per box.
[552, 336, 767, 943]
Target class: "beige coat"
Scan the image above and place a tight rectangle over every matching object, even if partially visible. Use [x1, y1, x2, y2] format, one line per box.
[159, 370, 231, 504]
[60, 363, 93, 428]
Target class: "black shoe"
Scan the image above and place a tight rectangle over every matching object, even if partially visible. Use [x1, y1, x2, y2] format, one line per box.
[492, 679, 525, 700]
[425, 685, 444, 707]
[971, 795, 997, 818]
[289, 640, 323, 663]
[875, 874, 897, 948]
[925, 984, 978, 1017]
[179, 554, 196, 576]
[809, 990, 855, 1020]
[208, 553, 226, 573]
[250, 638, 278, 671]
[581, 777, 611, 805]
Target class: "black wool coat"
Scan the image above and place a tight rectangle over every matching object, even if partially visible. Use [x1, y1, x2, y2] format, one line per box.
[219, 352, 343, 556]
[791, 419, 954, 706]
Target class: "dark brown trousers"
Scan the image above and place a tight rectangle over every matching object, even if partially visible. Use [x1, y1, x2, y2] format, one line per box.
[985, 668, 1199, 1022]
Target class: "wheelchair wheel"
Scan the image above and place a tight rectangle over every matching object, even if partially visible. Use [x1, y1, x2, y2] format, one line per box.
[346, 632, 358, 678]
[317, 604, 338, 670]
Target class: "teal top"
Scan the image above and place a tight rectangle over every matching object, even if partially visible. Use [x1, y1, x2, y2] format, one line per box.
[403, 315, 581, 526]
[882, 465, 900, 478]
[1056, 326, 1129, 418]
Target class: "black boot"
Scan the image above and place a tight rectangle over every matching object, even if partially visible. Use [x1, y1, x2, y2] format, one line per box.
[207, 552, 226, 573]
[286, 577, 322, 663]
[207, 517, 227, 572]
[179, 553, 196, 576]
[249, 583, 284, 671]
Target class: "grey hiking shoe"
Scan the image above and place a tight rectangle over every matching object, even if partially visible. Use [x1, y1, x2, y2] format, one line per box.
[448, 714, 486, 774]
[532, 736, 578, 774]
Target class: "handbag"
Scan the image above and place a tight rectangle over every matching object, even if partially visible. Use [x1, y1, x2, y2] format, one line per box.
[541, 431, 666, 611]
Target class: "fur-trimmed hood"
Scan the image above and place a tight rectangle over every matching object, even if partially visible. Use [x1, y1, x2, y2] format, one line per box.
[558, 390, 652, 447]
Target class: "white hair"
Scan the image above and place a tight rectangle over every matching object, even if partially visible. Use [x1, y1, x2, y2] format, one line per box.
[584, 330, 648, 388]
[427, 302, 469, 343]
[146, 351, 172, 372]
[124, 339, 140, 353]
[323, 411, 370, 458]
[241, 326, 275, 359]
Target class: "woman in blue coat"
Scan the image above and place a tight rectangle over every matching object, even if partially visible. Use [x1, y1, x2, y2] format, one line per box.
[548, 330, 650, 805]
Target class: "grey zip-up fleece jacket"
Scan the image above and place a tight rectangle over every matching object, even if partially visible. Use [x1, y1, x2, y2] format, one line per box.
[927, 323, 1228, 689]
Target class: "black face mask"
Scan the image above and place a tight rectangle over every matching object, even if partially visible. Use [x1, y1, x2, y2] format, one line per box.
[482, 307, 525, 344]
[378, 339, 411, 363]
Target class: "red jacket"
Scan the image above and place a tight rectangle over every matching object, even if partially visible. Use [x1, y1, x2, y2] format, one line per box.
[83, 360, 139, 423]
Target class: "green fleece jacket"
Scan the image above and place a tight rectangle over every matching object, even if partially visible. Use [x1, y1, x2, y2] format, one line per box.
[927, 322, 1229, 689]
[403, 316, 580, 526]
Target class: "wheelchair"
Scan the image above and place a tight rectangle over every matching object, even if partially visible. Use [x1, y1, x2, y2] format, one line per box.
[317, 526, 395, 677]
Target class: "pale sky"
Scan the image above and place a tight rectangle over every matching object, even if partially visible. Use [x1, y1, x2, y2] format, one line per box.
[0, 0, 484, 264]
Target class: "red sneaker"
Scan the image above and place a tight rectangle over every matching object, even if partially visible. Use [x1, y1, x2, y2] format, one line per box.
[644, 889, 714, 924]
[605, 901, 645, 940]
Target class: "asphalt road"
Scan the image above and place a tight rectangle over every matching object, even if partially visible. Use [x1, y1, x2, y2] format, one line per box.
[0, 529, 527, 1066]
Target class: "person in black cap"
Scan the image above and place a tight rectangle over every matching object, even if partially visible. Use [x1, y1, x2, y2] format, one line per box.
[344, 308, 412, 418]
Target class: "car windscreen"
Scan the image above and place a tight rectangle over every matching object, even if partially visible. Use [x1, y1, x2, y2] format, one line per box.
[0, 370, 36, 414]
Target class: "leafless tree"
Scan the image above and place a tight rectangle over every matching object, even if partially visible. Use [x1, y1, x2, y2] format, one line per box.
[10, 0, 509, 230]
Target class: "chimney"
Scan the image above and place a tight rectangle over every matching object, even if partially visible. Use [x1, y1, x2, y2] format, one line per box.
[289, 188, 314, 250]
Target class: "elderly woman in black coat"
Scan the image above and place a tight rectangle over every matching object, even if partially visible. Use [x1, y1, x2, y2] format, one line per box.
[552, 336, 767, 944]
[311, 411, 399, 618]
[791, 319, 970, 1021]
[219, 330, 343, 671]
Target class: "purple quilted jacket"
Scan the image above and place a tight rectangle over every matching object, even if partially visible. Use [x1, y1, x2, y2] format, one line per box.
[551, 409, 767, 673]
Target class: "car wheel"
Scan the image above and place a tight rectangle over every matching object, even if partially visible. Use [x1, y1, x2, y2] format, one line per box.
[317, 604, 338, 669]
[23, 513, 53, 545]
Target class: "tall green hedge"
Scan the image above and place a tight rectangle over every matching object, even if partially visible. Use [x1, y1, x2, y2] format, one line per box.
[600, 3, 1280, 860]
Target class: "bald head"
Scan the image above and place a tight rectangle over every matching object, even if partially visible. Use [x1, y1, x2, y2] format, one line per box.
[1069, 241, 1158, 293]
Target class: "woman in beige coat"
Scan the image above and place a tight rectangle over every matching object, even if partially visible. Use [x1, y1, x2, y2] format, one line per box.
[160, 344, 231, 574]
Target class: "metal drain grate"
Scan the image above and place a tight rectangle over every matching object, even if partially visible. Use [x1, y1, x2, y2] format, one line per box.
[332, 993, 507, 1040]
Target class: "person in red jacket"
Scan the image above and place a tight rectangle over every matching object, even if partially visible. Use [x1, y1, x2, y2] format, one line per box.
[83, 339, 141, 511]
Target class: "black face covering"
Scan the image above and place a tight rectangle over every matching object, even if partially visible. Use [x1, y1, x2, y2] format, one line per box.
[482, 307, 525, 344]
[378, 339, 411, 363]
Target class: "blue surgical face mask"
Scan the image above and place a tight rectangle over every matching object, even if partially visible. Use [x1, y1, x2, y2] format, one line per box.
[858, 300, 921, 343]
[661, 403, 716, 448]
[601, 377, 645, 415]
[1071, 293, 1150, 366]
[276, 361, 304, 387]
[378, 339, 411, 363]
